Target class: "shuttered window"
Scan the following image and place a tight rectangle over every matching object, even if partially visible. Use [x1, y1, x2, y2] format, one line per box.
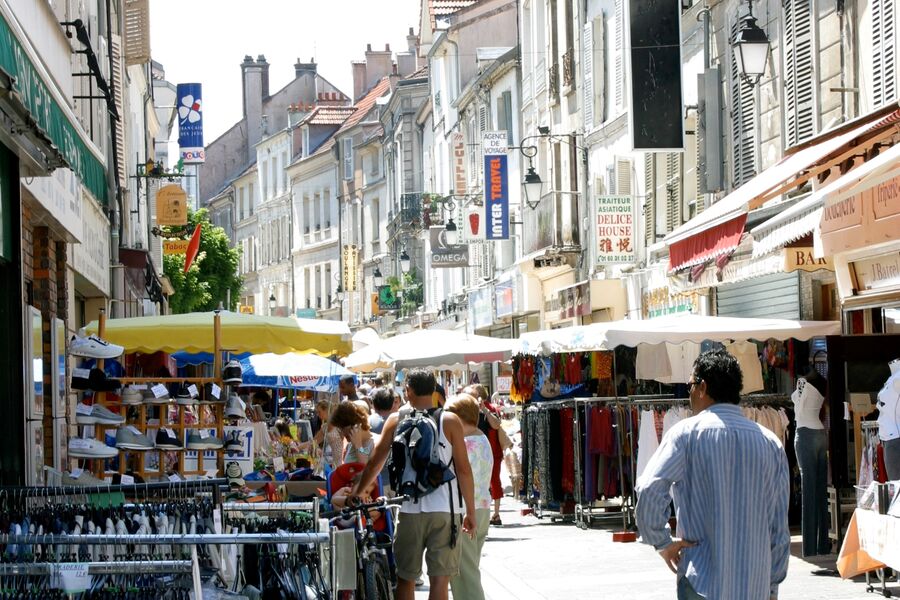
[665, 153, 683, 233]
[730, 18, 758, 187]
[614, 0, 625, 110]
[583, 21, 594, 127]
[342, 138, 353, 180]
[110, 34, 127, 193]
[123, 0, 151, 66]
[615, 157, 633, 195]
[783, 0, 815, 147]
[872, 0, 898, 107]
[477, 104, 489, 180]
[496, 91, 514, 145]
[643, 154, 656, 245]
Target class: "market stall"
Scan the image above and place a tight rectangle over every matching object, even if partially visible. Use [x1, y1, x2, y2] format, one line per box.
[68, 311, 351, 483]
[512, 314, 841, 533]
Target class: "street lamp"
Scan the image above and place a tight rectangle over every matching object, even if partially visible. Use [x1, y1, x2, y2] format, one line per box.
[732, 1, 770, 86]
[399, 249, 411, 274]
[523, 165, 545, 210]
[334, 284, 344, 303]
[445, 218, 459, 246]
[373, 266, 383, 286]
[268, 293, 277, 314]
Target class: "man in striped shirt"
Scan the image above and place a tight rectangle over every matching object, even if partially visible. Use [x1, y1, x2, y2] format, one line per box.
[635, 349, 791, 600]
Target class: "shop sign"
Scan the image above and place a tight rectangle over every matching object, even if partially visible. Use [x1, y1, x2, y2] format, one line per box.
[71, 192, 110, 296]
[0, 14, 107, 203]
[821, 197, 862, 232]
[162, 240, 189, 255]
[22, 168, 83, 242]
[851, 252, 900, 293]
[783, 247, 834, 273]
[453, 132, 466, 196]
[464, 202, 484, 240]
[483, 131, 509, 241]
[496, 376, 512, 393]
[176, 83, 205, 163]
[430, 226, 469, 268]
[558, 281, 591, 319]
[239, 305, 254, 314]
[155, 184, 188, 226]
[495, 276, 517, 319]
[377, 285, 400, 310]
[296, 308, 316, 318]
[342, 244, 358, 291]
[642, 286, 701, 319]
[596, 196, 635, 263]
[468, 286, 493, 333]
[873, 174, 900, 220]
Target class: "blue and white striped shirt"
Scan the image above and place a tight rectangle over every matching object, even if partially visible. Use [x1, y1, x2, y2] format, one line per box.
[635, 403, 791, 600]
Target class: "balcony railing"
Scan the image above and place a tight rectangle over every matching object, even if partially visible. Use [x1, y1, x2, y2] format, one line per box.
[562, 48, 575, 88]
[548, 63, 560, 100]
[387, 192, 424, 239]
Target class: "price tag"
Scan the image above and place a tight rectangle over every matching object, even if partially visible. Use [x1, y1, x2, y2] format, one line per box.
[164, 428, 176, 439]
[199, 430, 210, 439]
[50, 563, 91, 593]
[188, 384, 199, 398]
[132, 384, 148, 391]
[151, 383, 168, 398]
[73, 368, 91, 379]
[205, 469, 219, 479]
[70, 467, 83, 479]
[120, 474, 135, 485]
[168, 473, 181, 482]
[273, 456, 285, 472]
[75, 403, 93, 415]
[69, 439, 91, 450]
[210, 384, 221, 400]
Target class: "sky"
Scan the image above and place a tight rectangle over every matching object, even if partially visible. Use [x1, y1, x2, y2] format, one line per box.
[149, 0, 421, 144]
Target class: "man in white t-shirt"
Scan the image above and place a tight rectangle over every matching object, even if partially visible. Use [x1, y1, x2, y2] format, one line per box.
[350, 369, 476, 600]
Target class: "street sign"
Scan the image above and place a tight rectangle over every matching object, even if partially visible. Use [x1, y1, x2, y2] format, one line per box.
[162, 240, 190, 255]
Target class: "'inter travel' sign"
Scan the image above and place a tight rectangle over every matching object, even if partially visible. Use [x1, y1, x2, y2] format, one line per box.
[483, 131, 509, 240]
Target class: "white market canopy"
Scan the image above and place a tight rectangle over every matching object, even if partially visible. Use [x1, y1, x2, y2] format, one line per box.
[517, 314, 842, 355]
[344, 329, 516, 372]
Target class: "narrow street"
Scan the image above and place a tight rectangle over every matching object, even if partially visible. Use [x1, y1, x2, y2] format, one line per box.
[416, 496, 896, 599]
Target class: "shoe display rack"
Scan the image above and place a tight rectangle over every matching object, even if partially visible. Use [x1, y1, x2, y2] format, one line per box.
[81, 310, 227, 480]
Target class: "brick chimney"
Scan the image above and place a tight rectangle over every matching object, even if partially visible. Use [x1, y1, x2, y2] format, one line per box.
[352, 59, 367, 101]
[241, 55, 266, 161]
[295, 57, 317, 78]
[364, 43, 394, 91]
[257, 54, 269, 98]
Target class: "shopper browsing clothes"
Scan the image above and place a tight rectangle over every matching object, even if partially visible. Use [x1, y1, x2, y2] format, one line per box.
[329, 401, 378, 465]
[348, 369, 476, 600]
[635, 349, 790, 600]
[444, 393, 493, 600]
[465, 384, 505, 525]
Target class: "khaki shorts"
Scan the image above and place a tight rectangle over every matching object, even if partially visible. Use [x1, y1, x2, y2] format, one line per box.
[393, 511, 462, 580]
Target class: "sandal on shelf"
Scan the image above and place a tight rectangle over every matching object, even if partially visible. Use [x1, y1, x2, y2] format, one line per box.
[490, 515, 502, 526]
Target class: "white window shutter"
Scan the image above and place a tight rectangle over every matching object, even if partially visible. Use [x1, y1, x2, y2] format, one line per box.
[593, 17, 606, 123]
[872, 0, 898, 107]
[342, 138, 353, 180]
[730, 18, 757, 188]
[123, 0, 151, 66]
[110, 34, 127, 192]
[615, 156, 633, 195]
[783, 0, 815, 147]
[614, 0, 625, 110]
[643, 154, 656, 244]
[665, 152, 683, 233]
[583, 21, 594, 128]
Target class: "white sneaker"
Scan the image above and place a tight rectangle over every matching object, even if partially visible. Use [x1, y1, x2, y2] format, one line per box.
[68, 437, 117, 459]
[120, 387, 143, 405]
[69, 334, 124, 359]
[75, 403, 125, 426]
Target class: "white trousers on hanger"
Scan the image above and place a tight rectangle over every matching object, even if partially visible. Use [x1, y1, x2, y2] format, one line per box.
[636, 410, 660, 481]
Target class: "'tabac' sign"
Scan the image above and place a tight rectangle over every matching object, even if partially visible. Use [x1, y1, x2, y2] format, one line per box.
[484, 154, 509, 240]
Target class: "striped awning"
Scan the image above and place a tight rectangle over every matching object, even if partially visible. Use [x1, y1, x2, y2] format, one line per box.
[751, 194, 823, 257]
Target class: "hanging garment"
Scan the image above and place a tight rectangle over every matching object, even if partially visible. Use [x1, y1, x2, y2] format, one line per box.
[560, 408, 575, 494]
[724, 340, 765, 393]
[636, 410, 660, 480]
[659, 342, 701, 384]
[636, 344, 672, 381]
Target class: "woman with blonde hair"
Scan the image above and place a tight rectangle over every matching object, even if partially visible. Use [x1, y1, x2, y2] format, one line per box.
[314, 399, 344, 472]
[444, 393, 493, 600]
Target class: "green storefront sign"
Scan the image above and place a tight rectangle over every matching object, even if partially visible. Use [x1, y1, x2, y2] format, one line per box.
[0, 14, 107, 204]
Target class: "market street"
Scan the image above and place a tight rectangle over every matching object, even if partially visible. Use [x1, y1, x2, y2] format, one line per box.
[415, 496, 896, 600]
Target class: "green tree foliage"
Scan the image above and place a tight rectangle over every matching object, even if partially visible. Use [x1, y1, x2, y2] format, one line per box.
[386, 270, 423, 318]
[162, 208, 242, 313]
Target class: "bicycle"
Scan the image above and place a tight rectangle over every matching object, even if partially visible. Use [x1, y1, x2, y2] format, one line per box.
[327, 494, 407, 600]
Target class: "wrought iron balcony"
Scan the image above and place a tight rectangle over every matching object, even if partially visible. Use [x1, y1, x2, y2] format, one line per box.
[387, 192, 424, 239]
[548, 63, 560, 99]
[562, 48, 575, 88]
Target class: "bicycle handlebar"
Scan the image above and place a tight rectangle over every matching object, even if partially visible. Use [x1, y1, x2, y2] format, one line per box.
[321, 495, 409, 519]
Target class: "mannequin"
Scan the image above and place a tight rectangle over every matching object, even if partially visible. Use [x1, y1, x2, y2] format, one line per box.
[877, 358, 900, 480]
[792, 371, 830, 557]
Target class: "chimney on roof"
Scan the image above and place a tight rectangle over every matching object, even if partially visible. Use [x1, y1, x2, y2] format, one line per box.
[295, 57, 317, 78]
[363, 43, 393, 96]
[352, 61, 367, 102]
[241, 55, 267, 161]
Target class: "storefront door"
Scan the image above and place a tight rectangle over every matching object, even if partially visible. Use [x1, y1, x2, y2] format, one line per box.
[0, 143, 25, 483]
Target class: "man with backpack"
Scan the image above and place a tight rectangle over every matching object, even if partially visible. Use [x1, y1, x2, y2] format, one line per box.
[348, 369, 477, 600]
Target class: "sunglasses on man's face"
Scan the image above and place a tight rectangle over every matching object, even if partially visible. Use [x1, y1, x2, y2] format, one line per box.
[688, 377, 703, 389]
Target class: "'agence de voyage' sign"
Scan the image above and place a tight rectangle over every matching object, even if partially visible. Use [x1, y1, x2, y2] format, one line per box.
[483, 131, 509, 240]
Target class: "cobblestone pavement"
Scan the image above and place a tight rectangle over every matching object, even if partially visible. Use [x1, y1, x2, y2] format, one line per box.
[414, 496, 897, 599]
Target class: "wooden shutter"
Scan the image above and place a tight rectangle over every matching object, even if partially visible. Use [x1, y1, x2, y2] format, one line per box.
[123, 0, 151, 66]
[643, 154, 656, 245]
[665, 152, 683, 233]
[615, 157, 633, 195]
[583, 21, 595, 127]
[783, 0, 815, 147]
[614, 0, 625, 110]
[872, 0, 898, 107]
[730, 18, 757, 188]
[342, 138, 353, 180]
[110, 34, 127, 193]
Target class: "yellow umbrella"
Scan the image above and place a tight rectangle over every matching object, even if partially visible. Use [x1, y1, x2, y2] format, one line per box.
[84, 311, 351, 356]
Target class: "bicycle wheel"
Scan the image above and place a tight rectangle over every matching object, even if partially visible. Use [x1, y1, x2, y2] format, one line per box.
[363, 553, 394, 600]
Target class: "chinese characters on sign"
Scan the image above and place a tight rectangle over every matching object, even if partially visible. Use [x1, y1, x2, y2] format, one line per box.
[596, 196, 635, 264]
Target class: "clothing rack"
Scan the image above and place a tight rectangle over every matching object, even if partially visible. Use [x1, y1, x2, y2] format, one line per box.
[0, 478, 227, 497]
[223, 500, 320, 530]
[741, 393, 792, 406]
[0, 560, 193, 575]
